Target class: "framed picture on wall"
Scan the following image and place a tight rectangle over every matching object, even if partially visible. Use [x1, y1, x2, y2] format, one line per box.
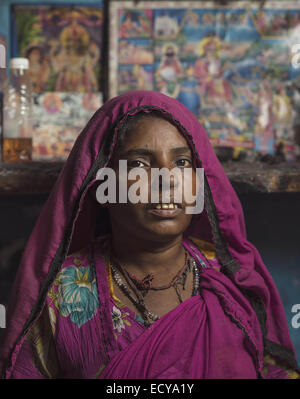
[10, 3, 104, 161]
[11, 3, 104, 94]
[109, 1, 300, 160]
[31, 91, 102, 161]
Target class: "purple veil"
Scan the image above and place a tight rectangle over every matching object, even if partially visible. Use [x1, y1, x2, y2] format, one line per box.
[0, 90, 298, 376]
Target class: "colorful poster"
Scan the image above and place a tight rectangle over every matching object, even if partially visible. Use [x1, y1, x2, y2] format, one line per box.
[32, 92, 102, 160]
[119, 65, 153, 93]
[109, 1, 300, 160]
[119, 9, 152, 38]
[11, 4, 104, 94]
[119, 38, 154, 64]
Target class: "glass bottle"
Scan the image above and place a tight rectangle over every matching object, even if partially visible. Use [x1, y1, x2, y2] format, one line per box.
[2, 57, 33, 162]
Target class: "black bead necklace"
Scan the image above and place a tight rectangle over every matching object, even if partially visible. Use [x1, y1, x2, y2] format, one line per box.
[110, 255, 200, 327]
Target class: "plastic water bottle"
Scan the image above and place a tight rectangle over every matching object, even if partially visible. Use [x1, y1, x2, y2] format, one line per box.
[2, 58, 32, 162]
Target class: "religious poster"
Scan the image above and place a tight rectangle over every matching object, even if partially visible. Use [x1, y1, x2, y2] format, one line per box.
[11, 4, 104, 94]
[109, 1, 300, 160]
[32, 92, 102, 160]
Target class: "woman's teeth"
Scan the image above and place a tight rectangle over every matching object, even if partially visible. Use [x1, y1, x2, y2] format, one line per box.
[154, 204, 178, 210]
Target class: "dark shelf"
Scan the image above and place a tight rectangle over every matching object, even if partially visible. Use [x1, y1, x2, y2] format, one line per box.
[0, 161, 64, 195]
[223, 161, 300, 193]
[1, 161, 300, 195]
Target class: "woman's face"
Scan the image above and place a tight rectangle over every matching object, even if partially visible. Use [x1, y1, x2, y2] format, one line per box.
[107, 116, 197, 243]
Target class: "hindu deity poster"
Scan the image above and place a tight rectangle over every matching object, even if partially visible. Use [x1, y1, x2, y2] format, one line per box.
[32, 92, 103, 161]
[109, 1, 300, 160]
[11, 4, 104, 94]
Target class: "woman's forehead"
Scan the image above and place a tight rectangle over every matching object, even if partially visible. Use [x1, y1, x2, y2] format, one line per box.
[121, 116, 189, 148]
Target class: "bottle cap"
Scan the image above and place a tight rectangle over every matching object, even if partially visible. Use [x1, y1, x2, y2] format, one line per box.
[10, 57, 29, 70]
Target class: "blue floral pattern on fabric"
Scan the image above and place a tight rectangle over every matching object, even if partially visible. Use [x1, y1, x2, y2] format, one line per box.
[57, 265, 99, 328]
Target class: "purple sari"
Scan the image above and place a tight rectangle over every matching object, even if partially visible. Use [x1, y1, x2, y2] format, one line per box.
[0, 91, 299, 379]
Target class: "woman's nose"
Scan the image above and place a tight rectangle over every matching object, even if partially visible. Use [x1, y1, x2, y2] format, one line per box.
[150, 165, 181, 193]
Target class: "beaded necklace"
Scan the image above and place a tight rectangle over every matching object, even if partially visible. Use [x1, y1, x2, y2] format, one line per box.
[111, 250, 189, 295]
[110, 254, 200, 327]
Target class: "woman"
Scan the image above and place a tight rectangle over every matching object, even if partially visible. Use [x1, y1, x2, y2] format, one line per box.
[0, 91, 299, 379]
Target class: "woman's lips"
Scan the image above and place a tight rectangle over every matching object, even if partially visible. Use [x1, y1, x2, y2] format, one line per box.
[147, 204, 183, 218]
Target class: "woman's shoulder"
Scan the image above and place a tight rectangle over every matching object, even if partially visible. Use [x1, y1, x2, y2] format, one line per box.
[186, 236, 222, 270]
[44, 239, 104, 332]
[62, 234, 110, 271]
[187, 236, 217, 260]
[47, 241, 98, 311]
[63, 246, 91, 270]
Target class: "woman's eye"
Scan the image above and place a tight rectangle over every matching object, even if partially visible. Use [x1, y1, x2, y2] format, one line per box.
[128, 160, 146, 168]
[176, 159, 191, 167]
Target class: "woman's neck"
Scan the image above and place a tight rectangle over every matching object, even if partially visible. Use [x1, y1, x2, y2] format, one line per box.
[109, 233, 186, 277]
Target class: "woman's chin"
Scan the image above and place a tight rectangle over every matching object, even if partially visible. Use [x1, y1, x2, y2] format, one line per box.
[140, 221, 187, 241]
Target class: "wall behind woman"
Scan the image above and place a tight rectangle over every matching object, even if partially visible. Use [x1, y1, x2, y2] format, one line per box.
[239, 192, 300, 362]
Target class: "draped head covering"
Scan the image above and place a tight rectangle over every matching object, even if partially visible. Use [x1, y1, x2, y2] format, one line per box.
[0, 90, 298, 377]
